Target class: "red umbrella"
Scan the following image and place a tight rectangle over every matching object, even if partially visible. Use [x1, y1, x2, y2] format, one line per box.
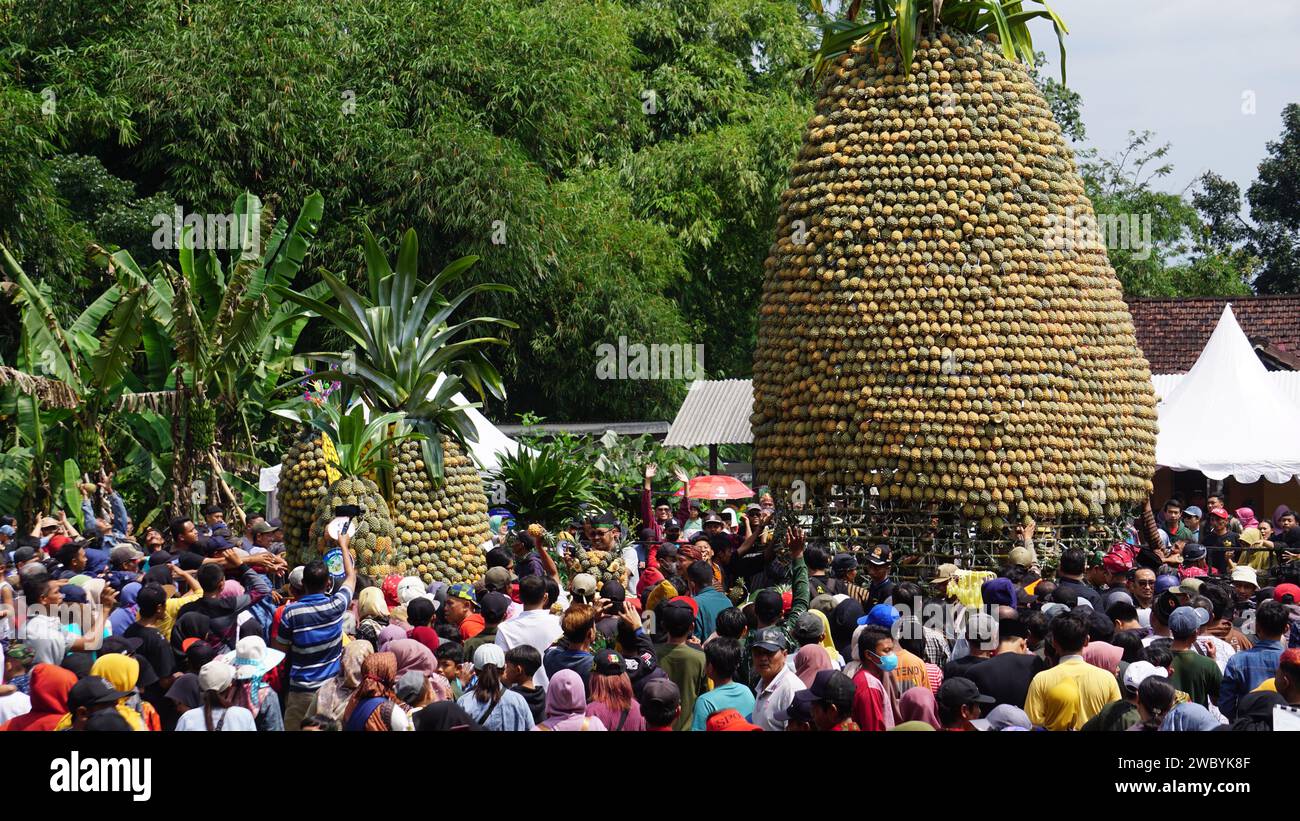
[686, 475, 753, 501]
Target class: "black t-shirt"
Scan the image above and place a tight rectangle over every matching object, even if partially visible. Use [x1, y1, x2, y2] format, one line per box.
[1055, 577, 1103, 610]
[963, 652, 1048, 711]
[510, 684, 546, 724]
[1202, 531, 1240, 574]
[943, 654, 989, 680]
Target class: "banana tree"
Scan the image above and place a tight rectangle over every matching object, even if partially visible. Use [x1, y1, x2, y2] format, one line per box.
[1, 245, 145, 517]
[275, 227, 516, 483]
[104, 192, 325, 522]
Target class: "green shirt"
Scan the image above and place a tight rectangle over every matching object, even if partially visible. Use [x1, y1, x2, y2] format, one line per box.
[655, 642, 709, 732]
[462, 625, 499, 661]
[1170, 649, 1222, 708]
[743, 557, 810, 687]
[1080, 699, 1138, 732]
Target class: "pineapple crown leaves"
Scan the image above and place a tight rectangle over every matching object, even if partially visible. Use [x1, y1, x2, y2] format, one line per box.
[304, 397, 426, 478]
[813, 0, 1068, 86]
[274, 225, 517, 481]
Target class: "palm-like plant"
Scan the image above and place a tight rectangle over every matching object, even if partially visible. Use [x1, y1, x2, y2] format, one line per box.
[812, 0, 1068, 84]
[276, 226, 517, 480]
[492, 441, 599, 529]
[106, 192, 325, 520]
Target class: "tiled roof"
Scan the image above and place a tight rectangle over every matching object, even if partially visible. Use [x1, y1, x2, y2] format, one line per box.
[1124, 295, 1300, 374]
[663, 380, 754, 447]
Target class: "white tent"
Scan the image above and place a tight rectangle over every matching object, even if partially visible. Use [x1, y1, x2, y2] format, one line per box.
[1155, 304, 1300, 482]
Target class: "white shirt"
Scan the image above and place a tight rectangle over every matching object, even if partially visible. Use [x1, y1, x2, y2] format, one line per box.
[0, 690, 31, 725]
[494, 608, 563, 686]
[621, 545, 640, 595]
[175, 705, 257, 731]
[25, 613, 77, 666]
[751, 666, 806, 732]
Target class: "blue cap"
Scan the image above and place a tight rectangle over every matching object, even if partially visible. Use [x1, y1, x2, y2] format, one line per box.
[1154, 574, 1181, 594]
[0, 524, 15, 536]
[1183, 506, 1202, 518]
[1169, 606, 1210, 639]
[858, 603, 901, 628]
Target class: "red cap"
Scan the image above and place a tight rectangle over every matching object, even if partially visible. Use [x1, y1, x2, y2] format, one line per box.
[1274, 583, 1300, 604]
[1102, 547, 1134, 574]
[46, 534, 71, 552]
[1209, 508, 1230, 519]
[705, 708, 763, 731]
[669, 595, 699, 617]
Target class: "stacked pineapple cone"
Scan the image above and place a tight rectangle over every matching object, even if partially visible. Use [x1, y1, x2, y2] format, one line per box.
[752, 32, 1157, 530]
[391, 438, 491, 585]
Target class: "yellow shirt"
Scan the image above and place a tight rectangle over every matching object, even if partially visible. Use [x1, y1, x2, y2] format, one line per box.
[158, 590, 203, 641]
[1024, 656, 1122, 730]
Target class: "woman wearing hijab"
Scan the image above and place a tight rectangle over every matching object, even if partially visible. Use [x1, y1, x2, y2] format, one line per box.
[386, 638, 454, 702]
[409, 625, 440, 656]
[1038, 678, 1079, 731]
[109, 582, 142, 636]
[458, 644, 535, 731]
[342, 652, 412, 731]
[1159, 702, 1221, 731]
[414, 701, 484, 731]
[170, 612, 214, 664]
[53, 654, 160, 731]
[535, 668, 604, 731]
[1081, 641, 1124, 675]
[376, 624, 408, 651]
[0, 664, 77, 731]
[356, 587, 390, 652]
[165, 674, 203, 717]
[310, 641, 372, 723]
[830, 599, 865, 661]
[794, 645, 832, 689]
[897, 685, 942, 729]
[987, 704, 1034, 731]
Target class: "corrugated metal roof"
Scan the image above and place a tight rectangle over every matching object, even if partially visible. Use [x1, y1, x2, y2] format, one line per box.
[1153, 371, 1300, 405]
[664, 379, 754, 447]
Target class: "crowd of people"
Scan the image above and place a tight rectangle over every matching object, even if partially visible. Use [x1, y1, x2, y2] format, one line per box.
[2, 471, 1300, 733]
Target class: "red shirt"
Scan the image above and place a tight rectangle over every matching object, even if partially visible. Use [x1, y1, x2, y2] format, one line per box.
[459, 612, 486, 640]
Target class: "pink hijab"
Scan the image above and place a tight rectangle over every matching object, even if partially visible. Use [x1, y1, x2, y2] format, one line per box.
[385, 638, 453, 701]
[1082, 641, 1124, 674]
[376, 624, 408, 650]
[794, 645, 833, 688]
[898, 686, 942, 729]
[1235, 507, 1258, 529]
[221, 579, 244, 598]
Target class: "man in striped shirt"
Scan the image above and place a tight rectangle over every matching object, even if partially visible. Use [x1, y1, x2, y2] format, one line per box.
[275, 531, 356, 730]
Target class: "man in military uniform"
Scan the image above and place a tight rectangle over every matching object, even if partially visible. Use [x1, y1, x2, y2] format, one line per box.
[864, 543, 896, 608]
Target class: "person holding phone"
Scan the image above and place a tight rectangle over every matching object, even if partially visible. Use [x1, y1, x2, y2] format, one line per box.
[275, 527, 356, 731]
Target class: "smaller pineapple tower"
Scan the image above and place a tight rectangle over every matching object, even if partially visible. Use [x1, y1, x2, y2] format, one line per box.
[278, 432, 330, 568]
[306, 475, 400, 578]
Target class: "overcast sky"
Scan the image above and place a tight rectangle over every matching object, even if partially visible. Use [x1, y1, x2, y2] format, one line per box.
[1026, 0, 1300, 197]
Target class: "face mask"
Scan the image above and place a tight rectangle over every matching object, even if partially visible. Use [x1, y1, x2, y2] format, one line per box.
[872, 651, 899, 673]
[39, 536, 50, 549]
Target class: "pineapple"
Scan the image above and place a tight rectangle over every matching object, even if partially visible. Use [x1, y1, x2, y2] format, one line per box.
[391, 437, 492, 586]
[306, 475, 400, 578]
[751, 14, 1157, 531]
[277, 431, 330, 568]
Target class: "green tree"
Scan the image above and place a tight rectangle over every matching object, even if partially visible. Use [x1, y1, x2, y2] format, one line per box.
[0, 0, 821, 422]
[1080, 131, 1251, 297]
[1194, 103, 1300, 294]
